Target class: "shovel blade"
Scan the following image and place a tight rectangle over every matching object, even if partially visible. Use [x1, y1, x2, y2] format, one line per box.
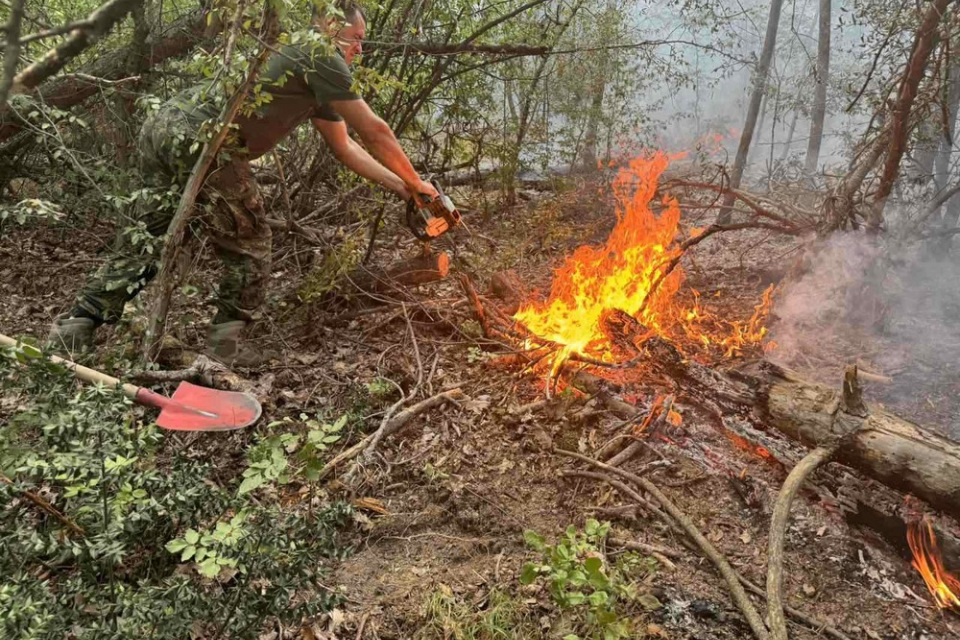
[155, 382, 262, 431]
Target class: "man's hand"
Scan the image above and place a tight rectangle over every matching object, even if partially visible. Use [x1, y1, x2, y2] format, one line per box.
[409, 178, 439, 206]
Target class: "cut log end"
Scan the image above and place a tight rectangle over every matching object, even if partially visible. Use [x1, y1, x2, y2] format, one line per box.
[347, 250, 451, 295]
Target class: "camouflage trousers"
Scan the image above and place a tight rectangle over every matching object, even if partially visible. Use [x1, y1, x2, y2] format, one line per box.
[75, 104, 272, 325]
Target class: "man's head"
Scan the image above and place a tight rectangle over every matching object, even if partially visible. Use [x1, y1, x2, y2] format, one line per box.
[313, 1, 366, 65]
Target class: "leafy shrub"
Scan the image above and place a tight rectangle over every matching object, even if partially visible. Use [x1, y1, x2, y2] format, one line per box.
[521, 520, 658, 640]
[0, 344, 353, 640]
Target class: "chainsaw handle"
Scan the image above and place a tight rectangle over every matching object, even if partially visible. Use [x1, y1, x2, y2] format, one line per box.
[405, 197, 434, 241]
[0, 333, 142, 401]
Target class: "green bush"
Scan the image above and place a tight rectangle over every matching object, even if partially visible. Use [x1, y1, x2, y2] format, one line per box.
[521, 520, 659, 640]
[0, 344, 353, 640]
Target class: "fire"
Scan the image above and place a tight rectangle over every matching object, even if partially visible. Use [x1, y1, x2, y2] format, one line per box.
[907, 517, 960, 610]
[513, 152, 772, 370]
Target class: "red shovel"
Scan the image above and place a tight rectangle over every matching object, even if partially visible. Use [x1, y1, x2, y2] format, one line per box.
[1, 333, 261, 431]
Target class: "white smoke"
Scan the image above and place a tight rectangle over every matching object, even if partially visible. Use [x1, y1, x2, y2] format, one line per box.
[769, 231, 960, 436]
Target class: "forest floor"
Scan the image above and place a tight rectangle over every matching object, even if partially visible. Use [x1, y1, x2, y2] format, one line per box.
[2, 169, 958, 640]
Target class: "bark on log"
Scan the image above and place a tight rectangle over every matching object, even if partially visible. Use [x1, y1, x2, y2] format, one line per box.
[0, 10, 208, 142]
[345, 250, 450, 295]
[640, 336, 960, 520]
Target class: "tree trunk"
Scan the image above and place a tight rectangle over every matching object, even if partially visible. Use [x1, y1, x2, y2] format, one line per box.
[579, 78, 606, 171]
[718, 0, 785, 223]
[803, 0, 832, 178]
[931, 42, 960, 252]
[505, 0, 585, 201]
[779, 107, 800, 162]
[0, 10, 208, 143]
[866, 0, 952, 232]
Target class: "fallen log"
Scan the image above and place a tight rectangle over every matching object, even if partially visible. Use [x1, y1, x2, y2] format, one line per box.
[345, 250, 450, 296]
[640, 336, 960, 520]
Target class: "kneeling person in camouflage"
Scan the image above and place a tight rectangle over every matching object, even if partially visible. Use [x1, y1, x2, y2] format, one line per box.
[49, 1, 438, 365]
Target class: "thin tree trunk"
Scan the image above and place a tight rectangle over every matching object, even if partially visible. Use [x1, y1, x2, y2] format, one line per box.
[866, 0, 952, 231]
[718, 0, 785, 223]
[141, 9, 279, 360]
[0, 0, 26, 108]
[804, 0, 832, 178]
[779, 107, 800, 161]
[580, 82, 606, 170]
[931, 43, 960, 252]
[754, 90, 770, 161]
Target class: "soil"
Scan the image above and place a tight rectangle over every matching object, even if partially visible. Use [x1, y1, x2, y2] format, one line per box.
[2, 172, 958, 640]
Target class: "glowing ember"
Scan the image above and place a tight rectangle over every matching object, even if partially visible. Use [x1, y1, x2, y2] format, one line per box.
[513, 152, 773, 370]
[907, 517, 960, 610]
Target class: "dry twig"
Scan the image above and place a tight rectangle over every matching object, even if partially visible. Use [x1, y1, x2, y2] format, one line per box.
[362, 304, 424, 461]
[1, 472, 85, 536]
[556, 448, 770, 640]
[318, 388, 465, 480]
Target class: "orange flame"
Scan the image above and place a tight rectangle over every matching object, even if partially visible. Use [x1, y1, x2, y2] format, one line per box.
[512, 152, 772, 369]
[907, 517, 960, 610]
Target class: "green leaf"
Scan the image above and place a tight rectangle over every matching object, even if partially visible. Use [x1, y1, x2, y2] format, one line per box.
[588, 570, 610, 589]
[184, 529, 199, 545]
[165, 539, 187, 554]
[566, 591, 586, 606]
[568, 570, 587, 586]
[181, 546, 196, 562]
[585, 519, 600, 536]
[584, 556, 603, 574]
[588, 591, 609, 607]
[519, 562, 538, 585]
[562, 636, 581, 640]
[523, 529, 545, 551]
[238, 474, 264, 495]
[198, 557, 221, 578]
[638, 593, 662, 611]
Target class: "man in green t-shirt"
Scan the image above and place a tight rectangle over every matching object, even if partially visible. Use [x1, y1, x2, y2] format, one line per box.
[49, 1, 439, 365]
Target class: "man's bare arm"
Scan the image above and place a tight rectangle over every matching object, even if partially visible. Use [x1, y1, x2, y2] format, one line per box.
[313, 118, 410, 199]
[329, 98, 438, 201]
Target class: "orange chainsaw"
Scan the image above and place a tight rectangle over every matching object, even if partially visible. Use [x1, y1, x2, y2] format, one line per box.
[406, 179, 462, 241]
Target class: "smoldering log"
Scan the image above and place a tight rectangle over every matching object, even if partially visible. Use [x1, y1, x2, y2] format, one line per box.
[640, 335, 960, 520]
[345, 251, 450, 295]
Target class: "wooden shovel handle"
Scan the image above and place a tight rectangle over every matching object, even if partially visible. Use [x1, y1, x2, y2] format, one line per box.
[0, 333, 141, 400]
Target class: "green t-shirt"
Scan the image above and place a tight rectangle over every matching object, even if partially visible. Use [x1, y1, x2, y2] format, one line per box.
[174, 34, 360, 159]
